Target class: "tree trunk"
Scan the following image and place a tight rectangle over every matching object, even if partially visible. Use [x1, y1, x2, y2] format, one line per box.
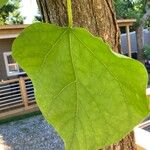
[36, 0, 120, 52]
[136, 26, 144, 63]
[103, 132, 135, 150]
[36, 0, 136, 149]
[136, 0, 150, 63]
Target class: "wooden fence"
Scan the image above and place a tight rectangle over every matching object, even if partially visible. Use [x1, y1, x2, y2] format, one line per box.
[0, 77, 38, 120]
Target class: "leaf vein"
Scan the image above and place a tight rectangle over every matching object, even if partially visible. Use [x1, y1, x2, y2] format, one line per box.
[39, 29, 69, 71]
[72, 31, 132, 126]
[72, 31, 128, 104]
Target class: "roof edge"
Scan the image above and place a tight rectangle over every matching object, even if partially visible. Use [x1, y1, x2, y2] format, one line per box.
[0, 24, 29, 30]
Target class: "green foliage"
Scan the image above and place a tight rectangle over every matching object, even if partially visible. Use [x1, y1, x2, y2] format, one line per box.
[33, 10, 42, 23]
[144, 44, 150, 59]
[114, 0, 147, 28]
[0, 0, 7, 8]
[115, 0, 134, 19]
[12, 23, 149, 149]
[0, 0, 24, 25]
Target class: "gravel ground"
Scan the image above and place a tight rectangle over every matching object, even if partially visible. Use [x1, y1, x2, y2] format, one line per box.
[0, 115, 150, 150]
[0, 115, 64, 150]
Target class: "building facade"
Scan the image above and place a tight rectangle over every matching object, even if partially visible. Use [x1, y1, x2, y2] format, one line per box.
[0, 25, 28, 81]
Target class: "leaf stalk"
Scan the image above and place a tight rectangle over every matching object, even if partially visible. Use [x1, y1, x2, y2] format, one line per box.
[67, 0, 73, 28]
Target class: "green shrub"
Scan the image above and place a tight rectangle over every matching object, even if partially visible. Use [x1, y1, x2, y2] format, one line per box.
[144, 44, 150, 59]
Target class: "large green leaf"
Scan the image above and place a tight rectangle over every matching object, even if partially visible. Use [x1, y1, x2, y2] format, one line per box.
[0, 0, 7, 8]
[12, 23, 149, 150]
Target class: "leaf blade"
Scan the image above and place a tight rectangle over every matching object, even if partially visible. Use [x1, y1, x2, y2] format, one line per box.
[12, 23, 149, 150]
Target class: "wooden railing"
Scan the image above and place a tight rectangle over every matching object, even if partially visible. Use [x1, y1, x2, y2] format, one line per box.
[117, 19, 136, 58]
[0, 77, 38, 120]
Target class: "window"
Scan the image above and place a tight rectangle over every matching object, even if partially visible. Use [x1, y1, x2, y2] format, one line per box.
[3, 52, 25, 77]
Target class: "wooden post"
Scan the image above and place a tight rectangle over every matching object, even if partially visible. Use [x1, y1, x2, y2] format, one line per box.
[126, 25, 132, 58]
[136, 145, 145, 150]
[117, 19, 136, 57]
[19, 77, 28, 110]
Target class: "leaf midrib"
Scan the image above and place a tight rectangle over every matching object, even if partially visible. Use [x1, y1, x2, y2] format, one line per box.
[68, 29, 79, 150]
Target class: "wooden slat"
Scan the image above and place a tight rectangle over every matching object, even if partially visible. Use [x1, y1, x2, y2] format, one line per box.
[0, 89, 20, 96]
[27, 93, 34, 97]
[0, 24, 28, 30]
[0, 82, 19, 89]
[126, 25, 132, 57]
[0, 93, 21, 100]
[0, 104, 38, 120]
[139, 120, 150, 128]
[0, 77, 30, 85]
[117, 19, 136, 27]
[25, 80, 32, 84]
[26, 87, 33, 90]
[0, 100, 22, 108]
[0, 25, 28, 39]
[0, 103, 23, 112]
[0, 78, 19, 84]
[24, 77, 30, 80]
[0, 96, 22, 104]
[0, 86, 19, 92]
[28, 101, 36, 104]
[28, 96, 35, 100]
[27, 91, 34, 95]
[19, 77, 29, 109]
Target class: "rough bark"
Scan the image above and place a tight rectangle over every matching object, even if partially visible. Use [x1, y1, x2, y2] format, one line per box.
[103, 132, 135, 150]
[136, 26, 144, 63]
[36, 0, 119, 52]
[36, 0, 136, 149]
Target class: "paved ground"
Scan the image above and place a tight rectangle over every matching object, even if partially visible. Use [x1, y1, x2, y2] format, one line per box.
[0, 115, 64, 150]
